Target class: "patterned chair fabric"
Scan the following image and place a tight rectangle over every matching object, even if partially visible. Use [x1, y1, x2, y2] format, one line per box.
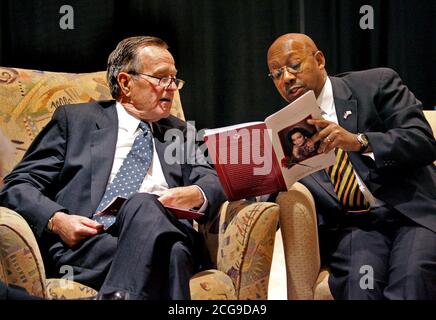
[217, 201, 279, 299]
[0, 207, 47, 298]
[45, 278, 98, 300]
[0, 67, 184, 176]
[189, 270, 237, 300]
[0, 66, 279, 300]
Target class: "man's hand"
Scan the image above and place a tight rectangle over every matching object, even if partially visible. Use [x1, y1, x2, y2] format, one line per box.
[307, 119, 361, 153]
[50, 211, 104, 247]
[158, 186, 205, 210]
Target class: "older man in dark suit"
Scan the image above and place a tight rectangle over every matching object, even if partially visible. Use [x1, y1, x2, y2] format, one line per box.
[0, 36, 226, 300]
[267, 33, 436, 299]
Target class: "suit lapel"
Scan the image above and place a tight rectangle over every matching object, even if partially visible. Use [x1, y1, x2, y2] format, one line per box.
[330, 77, 358, 134]
[330, 77, 371, 181]
[90, 101, 118, 212]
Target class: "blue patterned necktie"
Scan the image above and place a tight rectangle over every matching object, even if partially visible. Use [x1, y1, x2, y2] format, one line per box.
[93, 121, 153, 229]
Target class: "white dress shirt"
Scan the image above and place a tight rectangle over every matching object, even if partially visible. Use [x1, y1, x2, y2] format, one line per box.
[317, 78, 383, 208]
[108, 102, 208, 211]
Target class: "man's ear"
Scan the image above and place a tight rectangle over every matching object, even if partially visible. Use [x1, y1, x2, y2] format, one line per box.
[314, 51, 326, 70]
[117, 72, 132, 98]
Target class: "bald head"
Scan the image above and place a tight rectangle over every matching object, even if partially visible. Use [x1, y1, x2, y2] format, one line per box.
[267, 33, 327, 103]
[267, 33, 319, 61]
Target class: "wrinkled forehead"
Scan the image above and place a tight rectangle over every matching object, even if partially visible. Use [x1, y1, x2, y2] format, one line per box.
[267, 39, 308, 67]
[138, 46, 177, 74]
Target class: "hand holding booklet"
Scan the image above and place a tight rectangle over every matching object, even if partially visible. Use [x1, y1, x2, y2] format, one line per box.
[94, 195, 205, 221]
[204, 90, 336, 201]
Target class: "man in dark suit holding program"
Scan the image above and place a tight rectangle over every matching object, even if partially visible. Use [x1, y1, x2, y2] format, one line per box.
[267, 33, 436, 299]
[0, 36, 226, 300]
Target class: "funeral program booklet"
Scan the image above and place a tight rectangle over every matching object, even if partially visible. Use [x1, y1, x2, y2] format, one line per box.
[204, 90, 335, 201]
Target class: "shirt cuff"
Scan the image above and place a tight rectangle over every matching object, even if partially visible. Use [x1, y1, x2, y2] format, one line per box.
[193, 185, 208, 213]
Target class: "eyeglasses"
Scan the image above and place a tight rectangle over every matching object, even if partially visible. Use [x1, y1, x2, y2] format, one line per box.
[268, 51, 319, 81]
[129, 72, 185, 90]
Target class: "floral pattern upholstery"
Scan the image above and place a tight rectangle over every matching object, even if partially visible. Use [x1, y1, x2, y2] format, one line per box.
[202, 200, 279, 299]
[0, 67, 184, 176]
[189, 270, 236, 300]
[45, 279, 97, 300]
[0, 207, 46, 298]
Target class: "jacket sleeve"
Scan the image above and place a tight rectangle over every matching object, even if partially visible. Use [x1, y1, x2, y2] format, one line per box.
[183, 122, 227, 223]
[0, 106, 69, 237]
[365, 68, 436, 170]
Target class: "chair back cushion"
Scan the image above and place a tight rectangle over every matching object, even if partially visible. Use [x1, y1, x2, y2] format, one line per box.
[0, 66, 185, 176]
[424, 110, 436, 136]
[423, 110, 436, 165]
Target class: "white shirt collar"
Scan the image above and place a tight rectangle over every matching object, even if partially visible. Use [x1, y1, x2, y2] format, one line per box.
[316, 77, 335, 117]
[116, 102, 140, 136]
[115, 102, 154, 134]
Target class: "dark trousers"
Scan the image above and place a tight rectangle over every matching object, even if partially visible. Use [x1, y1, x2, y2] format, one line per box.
[49, 193, 207, 300]
[320, 205, 436, 300]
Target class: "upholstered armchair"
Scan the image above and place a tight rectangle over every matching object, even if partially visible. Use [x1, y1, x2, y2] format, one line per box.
[0, 67, 279, 300]
[276, 110, 436, 300]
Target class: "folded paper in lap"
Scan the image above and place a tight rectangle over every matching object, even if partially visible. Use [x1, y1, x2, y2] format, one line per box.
[95, 195, 204, 220]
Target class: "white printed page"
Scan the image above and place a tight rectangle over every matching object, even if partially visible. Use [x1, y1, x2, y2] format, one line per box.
[204, 122, 264, 137]
[264, 90, 336, 189]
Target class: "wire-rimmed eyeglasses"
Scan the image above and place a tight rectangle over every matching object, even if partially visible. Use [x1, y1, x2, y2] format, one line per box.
[268, 51, 319, 81]
[129, 72, 185, 90]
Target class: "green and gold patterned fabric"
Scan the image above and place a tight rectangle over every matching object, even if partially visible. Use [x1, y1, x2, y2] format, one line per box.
[0, 66, 184, 175]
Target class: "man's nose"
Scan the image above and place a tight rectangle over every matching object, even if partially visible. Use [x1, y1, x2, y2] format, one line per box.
[282, 68, 296, 83]
[164, 79, 178, 91]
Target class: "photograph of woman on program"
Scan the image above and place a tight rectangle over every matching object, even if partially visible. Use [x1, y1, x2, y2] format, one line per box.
[279, 116, 320, 169]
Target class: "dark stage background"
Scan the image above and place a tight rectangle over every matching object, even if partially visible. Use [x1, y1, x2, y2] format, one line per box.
[1, 0, 435, 129]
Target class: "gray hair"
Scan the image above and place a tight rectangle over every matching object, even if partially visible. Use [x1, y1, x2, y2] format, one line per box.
[106, 36, 168, 99]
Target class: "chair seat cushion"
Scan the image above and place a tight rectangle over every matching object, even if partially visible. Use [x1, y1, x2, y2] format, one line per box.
[190, 269, 236, 300]
[46, 278, 97, 299]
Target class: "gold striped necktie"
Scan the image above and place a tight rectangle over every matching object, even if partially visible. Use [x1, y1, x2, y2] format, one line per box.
[327, 148, 369, 212]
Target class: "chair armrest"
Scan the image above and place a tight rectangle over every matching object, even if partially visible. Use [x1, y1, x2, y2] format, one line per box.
[202, 200, 279, 300]
[276, 182, 320, 300]
[190, 269, 237, 300]
[0, 257, 6, 284]
[313, 270, 333, 300]
[423, 110, 436, 166]
[45, 278, 97, 300]
[0, 207, 47, 298]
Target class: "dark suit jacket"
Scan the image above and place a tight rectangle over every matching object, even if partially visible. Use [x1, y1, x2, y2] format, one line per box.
[0, 100, 226, 241]
[300, 68, 436, 232]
